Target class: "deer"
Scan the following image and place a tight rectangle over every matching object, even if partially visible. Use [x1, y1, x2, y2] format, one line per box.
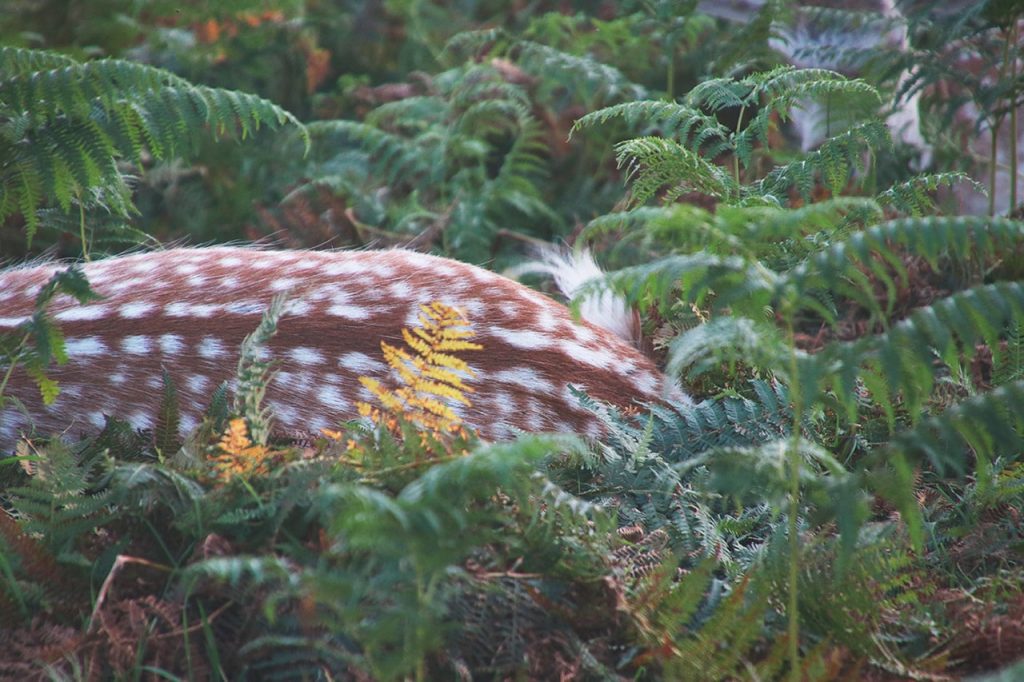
[0, 247, 689, 450]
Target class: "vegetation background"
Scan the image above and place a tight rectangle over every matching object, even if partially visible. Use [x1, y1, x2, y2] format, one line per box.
[1, 0, 1024, 679]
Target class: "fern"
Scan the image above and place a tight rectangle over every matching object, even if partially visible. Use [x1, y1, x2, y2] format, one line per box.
[578, 66, 889, 206]
[0, 265, 100, 410]
[614, 136, 736, 204]
[3, 438, 117, 559]
[231, 293, 287, 446]
[0, 46, 308, 248]
[358, 301, 482, 440]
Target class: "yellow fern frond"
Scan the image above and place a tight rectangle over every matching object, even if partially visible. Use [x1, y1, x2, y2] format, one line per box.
[354, 300, 482, 447]
[417, 364, 473, 390]
[403, 327, 434, 357]
[359, 376, 406, 414]
[406, 395, 457, 420]
[411, 378, 473, 405]
[425, 351, 477, 375]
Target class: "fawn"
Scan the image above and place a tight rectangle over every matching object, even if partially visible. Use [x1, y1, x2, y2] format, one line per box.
[0, 247, 686, 448]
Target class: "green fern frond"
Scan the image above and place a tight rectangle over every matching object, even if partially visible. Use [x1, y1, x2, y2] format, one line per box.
[787, 216, 1024, 315]
[0, 47, 308, 247]
[232, 294, 287, 446]
[754, 65, 882, 112]
[442, 27, 509, 62]
[668, 316, 789, 378]
[5, 439, 117, 556]
[614, 136, 735, 205]
[514, 41, 646, 104]
[882, 379, 1024, 479]
[823, 281, 1024, 422]
[877, 171, 986, 216]
[756, 120, 891, 200]
[308, 120, 440, 187]
[572, 100, 729, 155]
[992, 322, 1024, 386]
[597, 251, 777, 317]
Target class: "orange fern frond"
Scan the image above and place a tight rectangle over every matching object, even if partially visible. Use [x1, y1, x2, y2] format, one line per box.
[209, 417, 279, 481]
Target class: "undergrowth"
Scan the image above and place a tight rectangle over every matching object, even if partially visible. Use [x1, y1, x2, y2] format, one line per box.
[2, 2, 1024, 680]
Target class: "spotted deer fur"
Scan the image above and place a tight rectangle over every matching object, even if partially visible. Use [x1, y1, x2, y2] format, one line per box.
[0, 247, 686, 448]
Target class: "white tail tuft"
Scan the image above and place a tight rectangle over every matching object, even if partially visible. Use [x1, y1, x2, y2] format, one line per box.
[508, 247, 641, 347]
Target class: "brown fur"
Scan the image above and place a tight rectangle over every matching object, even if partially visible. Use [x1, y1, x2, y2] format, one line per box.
[0, 247, 679, 447]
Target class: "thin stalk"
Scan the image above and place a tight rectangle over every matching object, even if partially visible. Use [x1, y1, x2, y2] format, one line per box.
[734, 104, 747, 186]
[0, 338, 29, 406]
[78, 198, 90, 261]
[666, 46, 675, 102]
[991, 126, 999, 217]
[784, 310, 803, 680]
[1009, 21, 1019, 212]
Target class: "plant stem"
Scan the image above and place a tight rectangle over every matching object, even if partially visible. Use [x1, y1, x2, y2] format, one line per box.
[666, 46, 675, 102]
[784, 310, 803, 680]
[78, 199, 90, 261]
[1009, 21, 1019, 213]
[990, 126, 999, 217]
[734, 104, 747, 186]
[0, 337, 29, 407]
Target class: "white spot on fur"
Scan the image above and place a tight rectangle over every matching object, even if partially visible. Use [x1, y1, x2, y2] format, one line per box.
[186, 374, 210, 393]
[289, 347, 325, 365]
[271, 277, 299, 292]
[557, 339, 615, 369]
[0, 316, 28, 327]
[164, 302, 190, 317]
[276, 371, 315, 392]
[61, 385, 83, 399]
[338, 352, 386, 374]
[490, 327, 554, 350]
[89, 411, 107, 428]
[166, 302, 220, 318]
[327, 303, 369, 320]
[316, 385, 348, 411]
[307, 416, 330, 434]
[128, 411, 154, 430]
[189, 304, 220, 317]
[323, 260, 392, 278]
[109, 372, 127, 385]
[631, 371, 659, 395]
[55, 305, 110, 321]
[492, 369, 551, 394]
[220, 256, 244, 268]
[388, 280, 413, 299]
[159, 334, 185, 356]
[226, 301, 264, 315]
[121, 335, 152, 355]
[180, 413, 198, 434]
[65, 337, 107, 356]
[197, 337, 227, 359]
[251, 257, 278, 270]
[120, 302, 156, 318]
[285, 299, 311, 316]
[534, 308, 558, 331]
[274, 403, 299, 426]
[130, 259, 160, 274]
